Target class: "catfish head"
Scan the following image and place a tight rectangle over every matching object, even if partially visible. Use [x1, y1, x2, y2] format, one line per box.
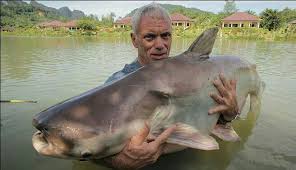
[31, 73, 172, 160]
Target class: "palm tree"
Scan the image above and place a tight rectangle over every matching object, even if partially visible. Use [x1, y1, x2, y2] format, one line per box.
[260, 9, 281, 31]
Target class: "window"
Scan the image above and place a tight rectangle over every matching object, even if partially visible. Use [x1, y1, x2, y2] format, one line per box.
[233, 24, 238, 27]
[224, 24, 228, 27]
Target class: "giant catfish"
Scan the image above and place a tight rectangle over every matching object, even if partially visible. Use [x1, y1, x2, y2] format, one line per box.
[32, 27, 264, 160]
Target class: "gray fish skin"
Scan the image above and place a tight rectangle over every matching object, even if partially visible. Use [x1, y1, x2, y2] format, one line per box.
[32, 28, 264, 160]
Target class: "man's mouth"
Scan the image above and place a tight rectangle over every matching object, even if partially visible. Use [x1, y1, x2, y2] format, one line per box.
[151, 53, 167, 59]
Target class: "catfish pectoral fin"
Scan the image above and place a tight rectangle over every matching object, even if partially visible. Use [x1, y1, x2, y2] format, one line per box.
[165, 123, 219, 150]
[211, 124, 241, 142]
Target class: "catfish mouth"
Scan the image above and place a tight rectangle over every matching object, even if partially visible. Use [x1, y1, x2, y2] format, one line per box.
[32, 129, 105, 160]
[32, 130, 69, 159]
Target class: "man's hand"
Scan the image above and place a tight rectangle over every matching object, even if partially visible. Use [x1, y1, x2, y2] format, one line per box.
[105, 124, 176, 170]
[209, 73, 239, 120]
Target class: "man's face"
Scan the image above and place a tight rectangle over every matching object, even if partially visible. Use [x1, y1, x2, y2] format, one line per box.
[131, 16, 172, 65]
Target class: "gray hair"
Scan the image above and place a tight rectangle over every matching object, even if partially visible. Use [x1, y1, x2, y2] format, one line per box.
[131, 3, 172, 34]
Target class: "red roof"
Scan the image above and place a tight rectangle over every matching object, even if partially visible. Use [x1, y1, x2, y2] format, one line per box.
[37, 21, 50, 27]
[38, 20, 64, 27]
[64, 20, 78, 27]
[115, 17, 132, 25]
[114, 13, 192, 26]
[222, 12, 260, 21]
[37, 20, 78, 28]
[47, 20, 65, 27]
[170, 13, 191, 21]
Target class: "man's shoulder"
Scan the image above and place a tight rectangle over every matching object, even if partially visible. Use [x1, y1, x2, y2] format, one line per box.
[105, 70, 126, 84]
[104, 60, 142, 84]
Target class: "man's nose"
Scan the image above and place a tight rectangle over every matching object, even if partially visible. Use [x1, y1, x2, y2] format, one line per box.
[154, 37, 165, 51]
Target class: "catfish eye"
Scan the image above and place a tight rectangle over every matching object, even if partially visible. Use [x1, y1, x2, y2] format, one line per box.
[81, 152, 92, 158]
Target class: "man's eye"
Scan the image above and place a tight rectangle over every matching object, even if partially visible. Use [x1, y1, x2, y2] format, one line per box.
[161, 32, 171, 39]
[144, 34, 156, 41]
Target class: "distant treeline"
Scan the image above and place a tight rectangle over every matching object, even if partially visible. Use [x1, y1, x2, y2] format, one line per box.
[1, 0, 296, 40]
[0, 0, 86, 28]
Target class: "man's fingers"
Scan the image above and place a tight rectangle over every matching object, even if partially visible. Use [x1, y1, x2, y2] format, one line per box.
[208, 105, 228, 115]
[210, 93, 224, 104]
[153, 125, 176, 147]
[219, 73, 231, 90]
[213, 78, 228, 97]
[230, 79, 237, 90]
[130, 123, 150, 146]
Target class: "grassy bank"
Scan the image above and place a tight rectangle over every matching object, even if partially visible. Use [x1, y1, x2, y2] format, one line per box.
[172, 26, 296, 41]
[1, 26, 296, 41]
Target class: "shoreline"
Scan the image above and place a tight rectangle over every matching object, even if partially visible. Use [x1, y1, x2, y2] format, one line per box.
[1, 27, 296, 41]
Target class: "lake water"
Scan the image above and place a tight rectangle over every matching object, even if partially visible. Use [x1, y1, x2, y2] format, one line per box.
[1, 35, 296, 170]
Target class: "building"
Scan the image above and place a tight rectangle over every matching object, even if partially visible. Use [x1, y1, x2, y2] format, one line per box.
[113, 13, 192, 29]
[37, 20, 65, 30]
[170, 13, 192, 29]
[0, 26, 15, 32]
[114, 17, 132, 28]
[222, 12, 261, 28]
[289, 20, 296, 25]
[63, 20, 79, 30]
[37, 20, 79, 30]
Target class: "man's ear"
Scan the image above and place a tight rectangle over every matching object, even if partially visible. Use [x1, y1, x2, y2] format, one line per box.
[131, 33, 138, 48]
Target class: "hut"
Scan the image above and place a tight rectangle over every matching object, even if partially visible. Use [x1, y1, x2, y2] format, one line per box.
[170, 13, 192, 29]
[222, 12, 261, 28]
[0, 26, 15, 32]
[113, 13, 192, 30]
[114, 17, 132, 28]
[37, 20, 65, 30]
[288, 20, 296, 25]
[64, 20, 79, 30]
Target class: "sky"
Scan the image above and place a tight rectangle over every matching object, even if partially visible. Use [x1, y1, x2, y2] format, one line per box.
[38, 1, 296, 19]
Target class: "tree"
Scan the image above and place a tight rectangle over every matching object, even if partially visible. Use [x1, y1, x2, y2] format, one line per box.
[77, 18, 96, 30]
[260, 9, 281, 31]
[279, 7, 296, 24]
[223, 0, 238, 15]
[101, 12, 116, 27]
[245, 10, 256, 16]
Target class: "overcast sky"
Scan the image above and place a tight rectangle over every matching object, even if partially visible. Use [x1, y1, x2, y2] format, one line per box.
[38, 1, 296, 19]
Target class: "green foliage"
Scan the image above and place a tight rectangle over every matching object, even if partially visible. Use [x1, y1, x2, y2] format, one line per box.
[245, 10, 256, 16]
[77, 18, 97, 30]
[260, 9, 281, 31]
[1, 1, 295, 41]
[100, 12, 116, 27]
[278, 8, 296, 25]
[127, 3, 213, 18]
[0, 0, 85, 28]
[223, 1, 238, 15]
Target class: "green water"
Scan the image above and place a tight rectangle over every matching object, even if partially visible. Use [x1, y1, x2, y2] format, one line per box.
[1, 36, 296, 170]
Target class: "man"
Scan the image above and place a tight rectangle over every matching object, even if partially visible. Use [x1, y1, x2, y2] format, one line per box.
[104, 3, 239, 169]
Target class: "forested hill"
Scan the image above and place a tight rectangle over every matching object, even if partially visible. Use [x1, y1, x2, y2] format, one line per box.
[126, 3, 215, 19]
[0, 0, 86, 27]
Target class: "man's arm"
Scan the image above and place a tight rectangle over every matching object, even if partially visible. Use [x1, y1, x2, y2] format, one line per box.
[104, 124, 176, 170]
[209, 73, 239, 120]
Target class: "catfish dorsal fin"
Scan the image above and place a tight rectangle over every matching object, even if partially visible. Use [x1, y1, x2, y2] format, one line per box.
[186, 27, 219, 58]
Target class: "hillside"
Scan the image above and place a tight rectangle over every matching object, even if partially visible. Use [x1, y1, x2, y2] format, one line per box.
[126, 3, 215, 19]
[0, 0, 86, 27]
